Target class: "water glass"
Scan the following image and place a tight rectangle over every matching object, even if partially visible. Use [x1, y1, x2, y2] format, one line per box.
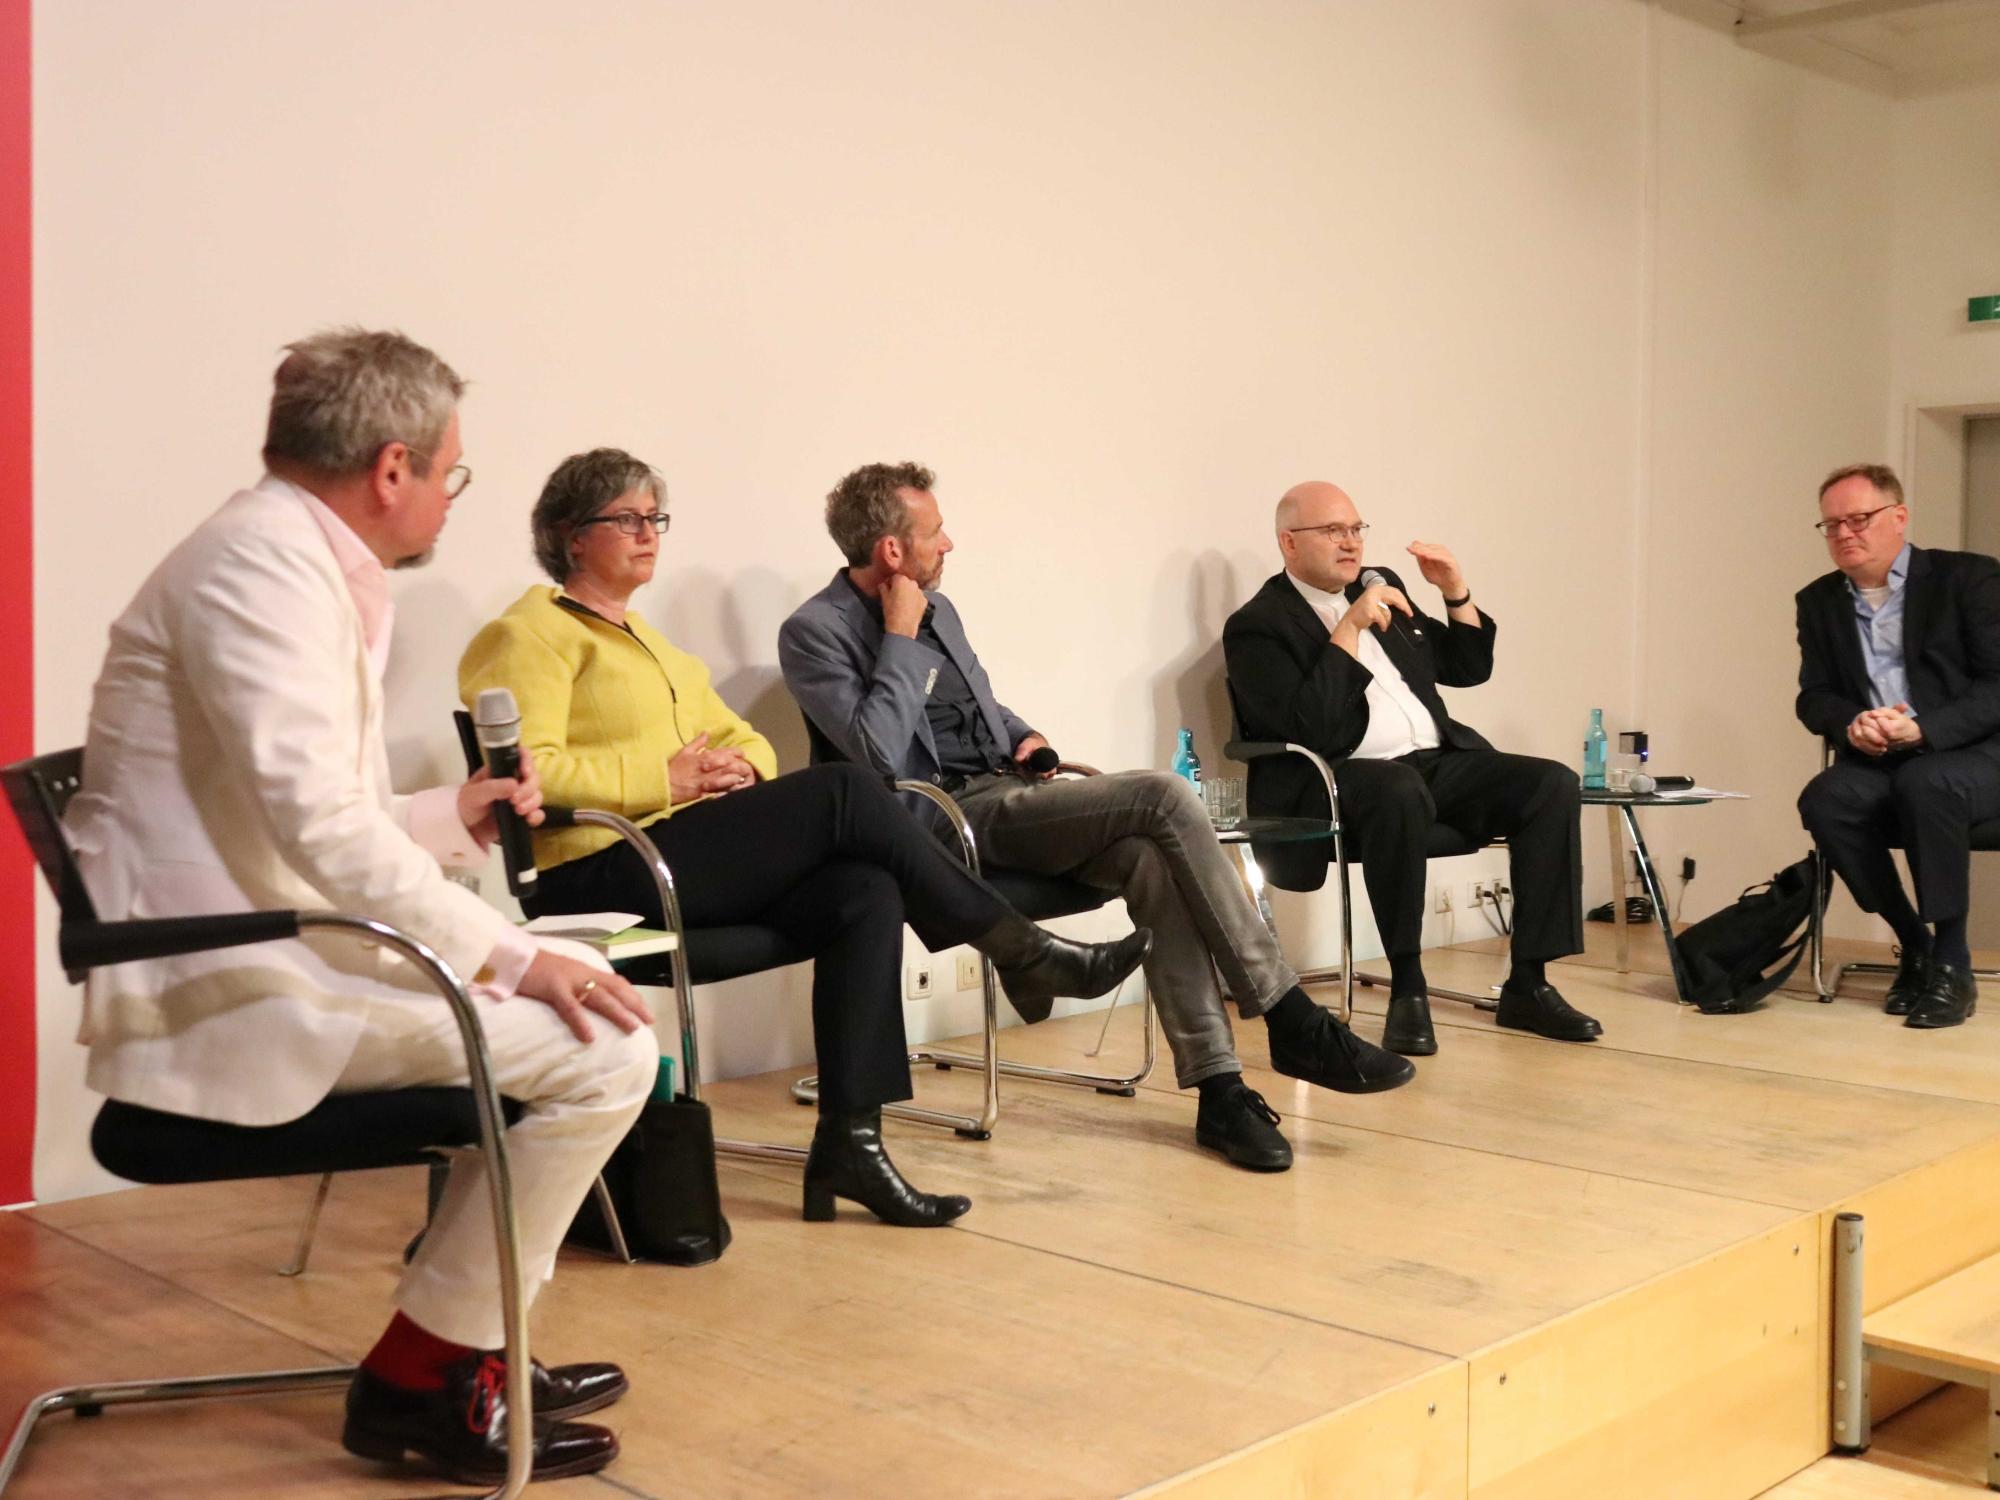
[1202, 776, 1245, 830]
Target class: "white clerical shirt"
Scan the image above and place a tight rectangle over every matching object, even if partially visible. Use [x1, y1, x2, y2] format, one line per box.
[1286, 571, 1441, 761]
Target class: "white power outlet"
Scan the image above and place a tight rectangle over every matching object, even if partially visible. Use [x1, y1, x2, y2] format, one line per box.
[1433, 884, 1454, 913]
[905, 962, 933, 1001]
[1468, 879, 1495, 906]
[955, 952, 982, 991]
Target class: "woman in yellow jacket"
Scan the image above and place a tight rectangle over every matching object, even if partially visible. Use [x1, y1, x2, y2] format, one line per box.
[461, 449, 1149, 1228]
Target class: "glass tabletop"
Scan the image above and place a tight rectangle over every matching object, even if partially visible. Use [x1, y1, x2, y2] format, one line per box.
[1210, 815, 1338, 844]
[1581, 789, 1718, 807]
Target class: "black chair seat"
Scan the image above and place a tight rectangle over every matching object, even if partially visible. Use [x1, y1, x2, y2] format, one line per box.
[1426, 824, 1485, 860]
[91, 1090, 525, 1186]
[986, 869, 1108, 921]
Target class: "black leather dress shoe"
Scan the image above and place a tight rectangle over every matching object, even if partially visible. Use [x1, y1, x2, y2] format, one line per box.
[803, 1109, 972, 1226]
[1883, 948, 1931, 1016]
[1269, 1006, 1416, 1093]
[533, 1359, 629, 1420]
[1381, 992, 1438, 1056]
[1194, 1082, 1294, 1171]
[994, 928, 1153, 1023]
[342, 1356, 618, 1484]
[1905, 962, 1978, 1029]
[1494, 980, 1602, 1042]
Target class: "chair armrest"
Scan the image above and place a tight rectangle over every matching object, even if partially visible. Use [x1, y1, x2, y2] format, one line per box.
[1056, 761, 1101, 778]
[59, 911, 303, 974]
[896, 780, 983, 873]
[1222, 740, 1340, 818]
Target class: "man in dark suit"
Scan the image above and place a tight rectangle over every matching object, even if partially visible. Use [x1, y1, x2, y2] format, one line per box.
[1222, 480, 1594, 1055]
[1796, 462, 2000, 1030]
[780, 462, 1415, 1175]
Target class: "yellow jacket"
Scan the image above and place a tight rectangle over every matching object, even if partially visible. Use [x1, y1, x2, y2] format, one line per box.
[458, 587, 779, 869]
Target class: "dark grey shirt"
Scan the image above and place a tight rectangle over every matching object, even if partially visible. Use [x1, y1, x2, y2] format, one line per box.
[843, 575, 1008, 777]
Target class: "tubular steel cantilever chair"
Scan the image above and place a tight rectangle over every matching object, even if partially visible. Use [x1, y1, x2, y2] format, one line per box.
[0, 748, 537, 1500]
[1807, 739, 2000, 1001]
[799, 720, 1155, 1138]
[1226, 724, 1507, 1019]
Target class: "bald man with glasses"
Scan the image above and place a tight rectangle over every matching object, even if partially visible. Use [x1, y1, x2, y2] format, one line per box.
[1797, 463, 2000, 1030]
[1223, 481, 1595, 1057]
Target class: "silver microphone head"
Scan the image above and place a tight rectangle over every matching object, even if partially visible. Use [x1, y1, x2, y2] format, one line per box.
[1359, 568, 1387, 591]
[473, 687, 521, 748]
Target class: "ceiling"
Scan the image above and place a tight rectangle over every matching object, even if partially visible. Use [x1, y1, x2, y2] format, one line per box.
[1726, 0, 2000, 94]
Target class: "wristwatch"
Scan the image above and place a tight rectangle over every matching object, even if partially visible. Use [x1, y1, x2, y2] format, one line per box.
[1441, 590, 1471, 609]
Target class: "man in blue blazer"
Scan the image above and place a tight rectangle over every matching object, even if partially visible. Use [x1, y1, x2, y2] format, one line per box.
[779, 461, 1414, 1174]
[1797, 462, 2000, 1029]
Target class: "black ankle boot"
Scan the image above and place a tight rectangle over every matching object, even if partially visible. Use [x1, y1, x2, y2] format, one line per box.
[802, 1110, 972, 1227]
[978, 919, 1153, 1023]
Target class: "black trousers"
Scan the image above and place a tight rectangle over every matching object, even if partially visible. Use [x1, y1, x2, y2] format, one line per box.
[1333, 747, 1584, 963]
[528, 763, 1014, 1113]
[1797, 748, 2000, 923]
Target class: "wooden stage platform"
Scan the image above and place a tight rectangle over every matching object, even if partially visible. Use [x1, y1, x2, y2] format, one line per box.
[9, 926, 2000, 1498]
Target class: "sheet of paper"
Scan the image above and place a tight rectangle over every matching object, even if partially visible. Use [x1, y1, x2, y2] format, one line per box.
[522, 911, 643, 938]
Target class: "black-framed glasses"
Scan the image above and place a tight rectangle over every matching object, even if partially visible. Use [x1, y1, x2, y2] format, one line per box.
[400, 443, 473, 499]
[1814, 505, 1897, 538]
[1288, 522, 1370, 542]
[576, 511, 672, 538]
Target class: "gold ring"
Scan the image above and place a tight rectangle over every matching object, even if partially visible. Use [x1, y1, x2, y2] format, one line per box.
[578, 979, 598, 999]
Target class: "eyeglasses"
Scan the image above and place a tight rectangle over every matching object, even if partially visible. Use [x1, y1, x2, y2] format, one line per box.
[576, 511, 672, 538]
[400, 443, 473, 499]
[1288, 522, 1370, 543]
[1814, 505, 1898, 538]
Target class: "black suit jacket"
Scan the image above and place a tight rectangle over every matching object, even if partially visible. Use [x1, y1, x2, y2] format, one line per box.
[1222, 566, 1498, 887]
[1795, 545, 2000, 760]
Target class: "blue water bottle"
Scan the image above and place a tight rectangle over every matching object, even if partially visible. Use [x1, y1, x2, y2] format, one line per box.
[1583, 708, 1608, 791]
[1171, 727, 1203, 786]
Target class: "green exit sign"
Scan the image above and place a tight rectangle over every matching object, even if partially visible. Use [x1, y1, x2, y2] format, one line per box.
[1973, 295, 2000, 324]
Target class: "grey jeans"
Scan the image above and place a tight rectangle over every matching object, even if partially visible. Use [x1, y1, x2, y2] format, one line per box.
[954, 769, 1298, 1087]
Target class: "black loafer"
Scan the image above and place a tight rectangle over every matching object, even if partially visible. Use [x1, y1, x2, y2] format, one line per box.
[1381, 992, 1438, 1056]
[1905, 962, 1978, 1030]
[343, 1355, 619, 1484]
[1194, 1082, 1294, 1171]
[1494, 980, 1602, 1042]
[534, 1359, 629, 1421]
[1883, 948, 1931, 1016]
[1269, 1006, 1416, 1094]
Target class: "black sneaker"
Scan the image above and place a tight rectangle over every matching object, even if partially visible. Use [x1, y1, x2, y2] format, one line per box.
[1269, 1006, 1417, 1093]
[1195, 1082, 1294, 1171]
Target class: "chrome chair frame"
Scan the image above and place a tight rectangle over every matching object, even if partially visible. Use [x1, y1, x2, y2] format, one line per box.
[1226, 740, 1507, 1017]
[790, 768, 1156, 1139]
[0, 748, 534, 1500]
[1807, 741, 2000, 1002]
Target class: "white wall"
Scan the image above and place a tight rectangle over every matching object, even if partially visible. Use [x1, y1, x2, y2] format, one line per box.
[26, 0, 1930, 1198]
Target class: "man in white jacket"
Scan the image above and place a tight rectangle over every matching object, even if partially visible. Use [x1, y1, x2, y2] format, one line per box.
[69, 328, 654, 1485]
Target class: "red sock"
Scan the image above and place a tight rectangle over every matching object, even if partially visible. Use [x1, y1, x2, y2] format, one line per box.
[361, 1311, 476, 1392]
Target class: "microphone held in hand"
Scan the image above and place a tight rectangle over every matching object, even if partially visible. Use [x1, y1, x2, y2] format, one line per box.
[1358, 568, 1422, 642]
[1021, 745, 1061, 777]
[472, 687, 540, 899]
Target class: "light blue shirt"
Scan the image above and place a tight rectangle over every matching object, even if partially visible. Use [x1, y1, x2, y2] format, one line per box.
[1851, 542, 1914, 713]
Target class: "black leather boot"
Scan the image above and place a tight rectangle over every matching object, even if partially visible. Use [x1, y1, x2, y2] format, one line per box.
[979, 920, 1153, 1022]
[803, 1110, 972, 1227]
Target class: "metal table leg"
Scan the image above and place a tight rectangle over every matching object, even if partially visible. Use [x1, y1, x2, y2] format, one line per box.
[1607, 805, 1629, 972]
[1619, 804, 1695, 1003]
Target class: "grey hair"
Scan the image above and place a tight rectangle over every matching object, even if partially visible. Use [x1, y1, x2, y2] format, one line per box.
[531, 448, 668, 583]
[262, 328, 464, 477]
[1819, 462, 1904, 508]
[825, 461, 933, 566]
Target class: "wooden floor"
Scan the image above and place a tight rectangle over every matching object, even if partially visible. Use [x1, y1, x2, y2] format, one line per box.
[10, 925, 2000, 1498]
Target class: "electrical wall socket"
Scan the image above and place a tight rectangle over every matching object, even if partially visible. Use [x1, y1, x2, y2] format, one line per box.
[954, 952, 982, 991]
[1467, 879, 1492, 905]
[905, 962, 933, 1001]
[1433, 884, 1454, 913]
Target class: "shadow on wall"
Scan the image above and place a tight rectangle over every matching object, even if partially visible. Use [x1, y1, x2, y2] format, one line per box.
[383, 572, 487, 787]
[1148, 548, 1269, 771]
[657, 563, 814, 774]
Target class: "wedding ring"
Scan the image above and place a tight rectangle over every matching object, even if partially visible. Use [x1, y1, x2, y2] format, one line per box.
[578, 979, 598, 999]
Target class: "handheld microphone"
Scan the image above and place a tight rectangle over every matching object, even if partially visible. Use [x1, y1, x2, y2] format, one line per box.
[1022, 745, 1061, 777]
[1358, 568, 1423, 642]
[472, 687, 539, 899]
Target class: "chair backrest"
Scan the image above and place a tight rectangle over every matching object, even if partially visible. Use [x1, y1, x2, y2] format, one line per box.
[1, 748, 98, 928]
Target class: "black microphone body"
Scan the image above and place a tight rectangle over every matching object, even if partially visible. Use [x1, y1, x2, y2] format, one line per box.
[1022, 745, 1061, 777]
[472, 688, 540, 899]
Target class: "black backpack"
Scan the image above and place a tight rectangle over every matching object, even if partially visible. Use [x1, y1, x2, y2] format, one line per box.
[1673, 855, 1827, 1014]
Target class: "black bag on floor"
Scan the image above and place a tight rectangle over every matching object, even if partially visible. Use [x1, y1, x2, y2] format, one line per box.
[1673, 855, 1826, 1015]
[567, 1093, 732, 1266]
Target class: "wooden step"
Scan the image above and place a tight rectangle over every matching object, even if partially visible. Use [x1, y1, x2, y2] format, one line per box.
[1864, 1248, 2000, 1378]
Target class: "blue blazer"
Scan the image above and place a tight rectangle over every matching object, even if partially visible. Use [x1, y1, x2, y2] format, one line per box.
[779, 571, 1034, 794]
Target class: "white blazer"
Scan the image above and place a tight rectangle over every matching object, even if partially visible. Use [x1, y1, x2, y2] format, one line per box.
[67, 479, 516, 1126]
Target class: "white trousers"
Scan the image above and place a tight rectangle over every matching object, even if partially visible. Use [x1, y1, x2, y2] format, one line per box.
[334, 983, 658, 1349]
